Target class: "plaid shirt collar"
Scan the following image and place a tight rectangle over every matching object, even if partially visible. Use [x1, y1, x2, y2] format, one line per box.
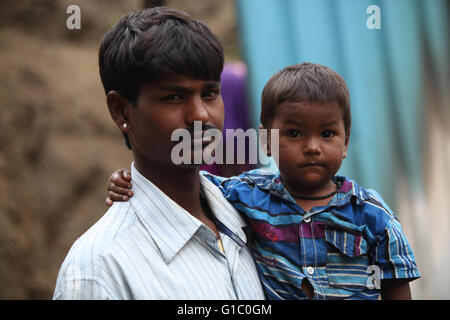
[265, 172, 371, 207]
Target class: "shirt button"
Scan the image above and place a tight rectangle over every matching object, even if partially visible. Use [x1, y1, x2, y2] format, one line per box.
[304, 216, 312, 223]
[306, 266, 314, 275]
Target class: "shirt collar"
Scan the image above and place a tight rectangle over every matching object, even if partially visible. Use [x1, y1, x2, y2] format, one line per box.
[199, 173, 248, 243]
[267, 172, 369, 206]
[129, 163, 247, 264]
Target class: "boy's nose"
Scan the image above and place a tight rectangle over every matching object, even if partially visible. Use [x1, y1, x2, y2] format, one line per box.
[185, 96, 209, 125]
[303, 138, 321, 155]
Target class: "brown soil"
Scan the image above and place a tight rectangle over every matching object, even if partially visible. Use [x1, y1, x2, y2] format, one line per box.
[0, 0, 238, 299]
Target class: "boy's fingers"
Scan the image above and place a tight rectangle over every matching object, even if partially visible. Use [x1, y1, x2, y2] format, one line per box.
[108, 184, 134, 198]
[108, 191, 127, 202]
[108, 190, 132, 202]
[105, 197, 113, 206]
[110, 171, 132, 188]
[123, 169, 132, 181]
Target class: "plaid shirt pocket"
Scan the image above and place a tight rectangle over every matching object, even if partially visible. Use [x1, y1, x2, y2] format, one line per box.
[324, 228, 371, 292]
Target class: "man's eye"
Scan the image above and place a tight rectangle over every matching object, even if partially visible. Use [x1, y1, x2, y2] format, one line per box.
[203, 90, 219, 99]
[287, 130, 301, 138]
[322, 130, 335, 138]
[164, 94, 182, 101]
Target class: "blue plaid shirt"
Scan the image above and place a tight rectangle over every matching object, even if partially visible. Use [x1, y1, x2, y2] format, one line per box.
[204, 169, 420, 300]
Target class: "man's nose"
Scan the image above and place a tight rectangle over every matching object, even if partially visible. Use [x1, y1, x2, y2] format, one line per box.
[185, 96, 209, 125]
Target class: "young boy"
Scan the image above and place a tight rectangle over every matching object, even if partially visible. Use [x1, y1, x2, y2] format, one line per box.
[108, 63, 420, 299]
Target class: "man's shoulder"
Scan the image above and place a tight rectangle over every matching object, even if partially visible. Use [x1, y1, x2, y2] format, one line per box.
[62, 202, 138, 273]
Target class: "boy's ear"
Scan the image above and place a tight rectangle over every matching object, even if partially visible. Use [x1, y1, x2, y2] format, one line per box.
[106, 91, 132, 134]
[343, 130, 350, 159]
[259, 124, 271, 157]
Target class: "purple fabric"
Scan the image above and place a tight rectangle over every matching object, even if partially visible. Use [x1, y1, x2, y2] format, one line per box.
[200, 62, 254, 176]
[221, 62, 251, 134]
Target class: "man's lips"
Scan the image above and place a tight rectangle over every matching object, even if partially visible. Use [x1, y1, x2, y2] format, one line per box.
[190, 134, 215, 146]
[188, 126, 218, 146]
[190, 138, 213, 146]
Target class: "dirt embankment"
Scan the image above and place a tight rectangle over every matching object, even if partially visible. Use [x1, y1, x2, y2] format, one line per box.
[0, 0, 237, 299]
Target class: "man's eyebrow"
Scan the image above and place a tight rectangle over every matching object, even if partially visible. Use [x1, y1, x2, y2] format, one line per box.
[158, 81, 220, 92]
[203, 81, 221, 90]
[158, 85, 192, 93]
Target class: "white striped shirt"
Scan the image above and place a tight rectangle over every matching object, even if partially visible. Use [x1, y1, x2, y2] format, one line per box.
[53, 163, 265, 300]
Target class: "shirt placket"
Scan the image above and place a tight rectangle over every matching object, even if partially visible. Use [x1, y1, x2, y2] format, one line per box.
[299, 209, 326, 299]
[197, 227, 238, 299]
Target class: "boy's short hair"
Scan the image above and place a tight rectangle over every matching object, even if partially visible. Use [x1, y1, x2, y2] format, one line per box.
[261, 63, 351, 135]
[98, 7, 224, 148]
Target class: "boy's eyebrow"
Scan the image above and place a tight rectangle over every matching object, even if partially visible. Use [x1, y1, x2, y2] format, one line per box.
[320, 120, 339, 127]
[284, 119, 303, 125]
[283, 119, 339, 127]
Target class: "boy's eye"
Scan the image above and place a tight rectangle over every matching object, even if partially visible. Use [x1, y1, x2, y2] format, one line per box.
[321, 130, 336, 138]
[287, 130, 301, 138]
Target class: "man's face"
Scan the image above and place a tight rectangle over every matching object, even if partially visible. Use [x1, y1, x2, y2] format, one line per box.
[270, 101, 349, 193]
[127, 75, 224, 168]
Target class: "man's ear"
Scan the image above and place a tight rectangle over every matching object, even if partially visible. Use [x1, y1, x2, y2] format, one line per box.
[259, 124, 271, 157]
[106, 91, 132, 134]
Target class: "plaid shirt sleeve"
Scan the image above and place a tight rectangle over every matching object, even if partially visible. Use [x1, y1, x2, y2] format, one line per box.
[201, 172, 231, 194]
[201, 171, 247, 197]
[373, 216, 420, 280]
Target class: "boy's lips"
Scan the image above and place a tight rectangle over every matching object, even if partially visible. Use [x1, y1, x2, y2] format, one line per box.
[296, 163, 327, 177]
[300, 162, 325, 168]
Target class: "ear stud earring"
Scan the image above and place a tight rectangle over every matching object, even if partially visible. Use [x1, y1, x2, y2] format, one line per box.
[122, 123, 128, 128]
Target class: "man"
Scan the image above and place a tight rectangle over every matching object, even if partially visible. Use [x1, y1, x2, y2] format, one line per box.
[53, 7, 265, 299]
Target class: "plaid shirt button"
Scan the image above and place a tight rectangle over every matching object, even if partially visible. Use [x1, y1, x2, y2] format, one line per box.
[306, 266, 314, 275]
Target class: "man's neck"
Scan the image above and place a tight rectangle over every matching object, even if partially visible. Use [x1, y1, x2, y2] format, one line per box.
[134, 159, 220, 237]
[133, 158, 206, 221]
[134, 159, 201, 208]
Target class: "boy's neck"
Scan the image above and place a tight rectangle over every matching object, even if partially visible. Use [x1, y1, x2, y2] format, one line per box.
[293, 197, 333, 213]
[282, 179, 338, 213]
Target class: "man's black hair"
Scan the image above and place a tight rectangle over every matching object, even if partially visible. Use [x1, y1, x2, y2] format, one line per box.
[98, 7, 224, 149]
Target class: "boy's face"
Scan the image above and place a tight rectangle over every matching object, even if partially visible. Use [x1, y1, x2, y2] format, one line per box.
[126, 75, 224, 169]
[269, 101, 349, 193]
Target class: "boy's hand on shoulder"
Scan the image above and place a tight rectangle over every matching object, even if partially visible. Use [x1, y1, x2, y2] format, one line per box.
[106, 169, 133, 206]
[380, 279, 412, 300]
